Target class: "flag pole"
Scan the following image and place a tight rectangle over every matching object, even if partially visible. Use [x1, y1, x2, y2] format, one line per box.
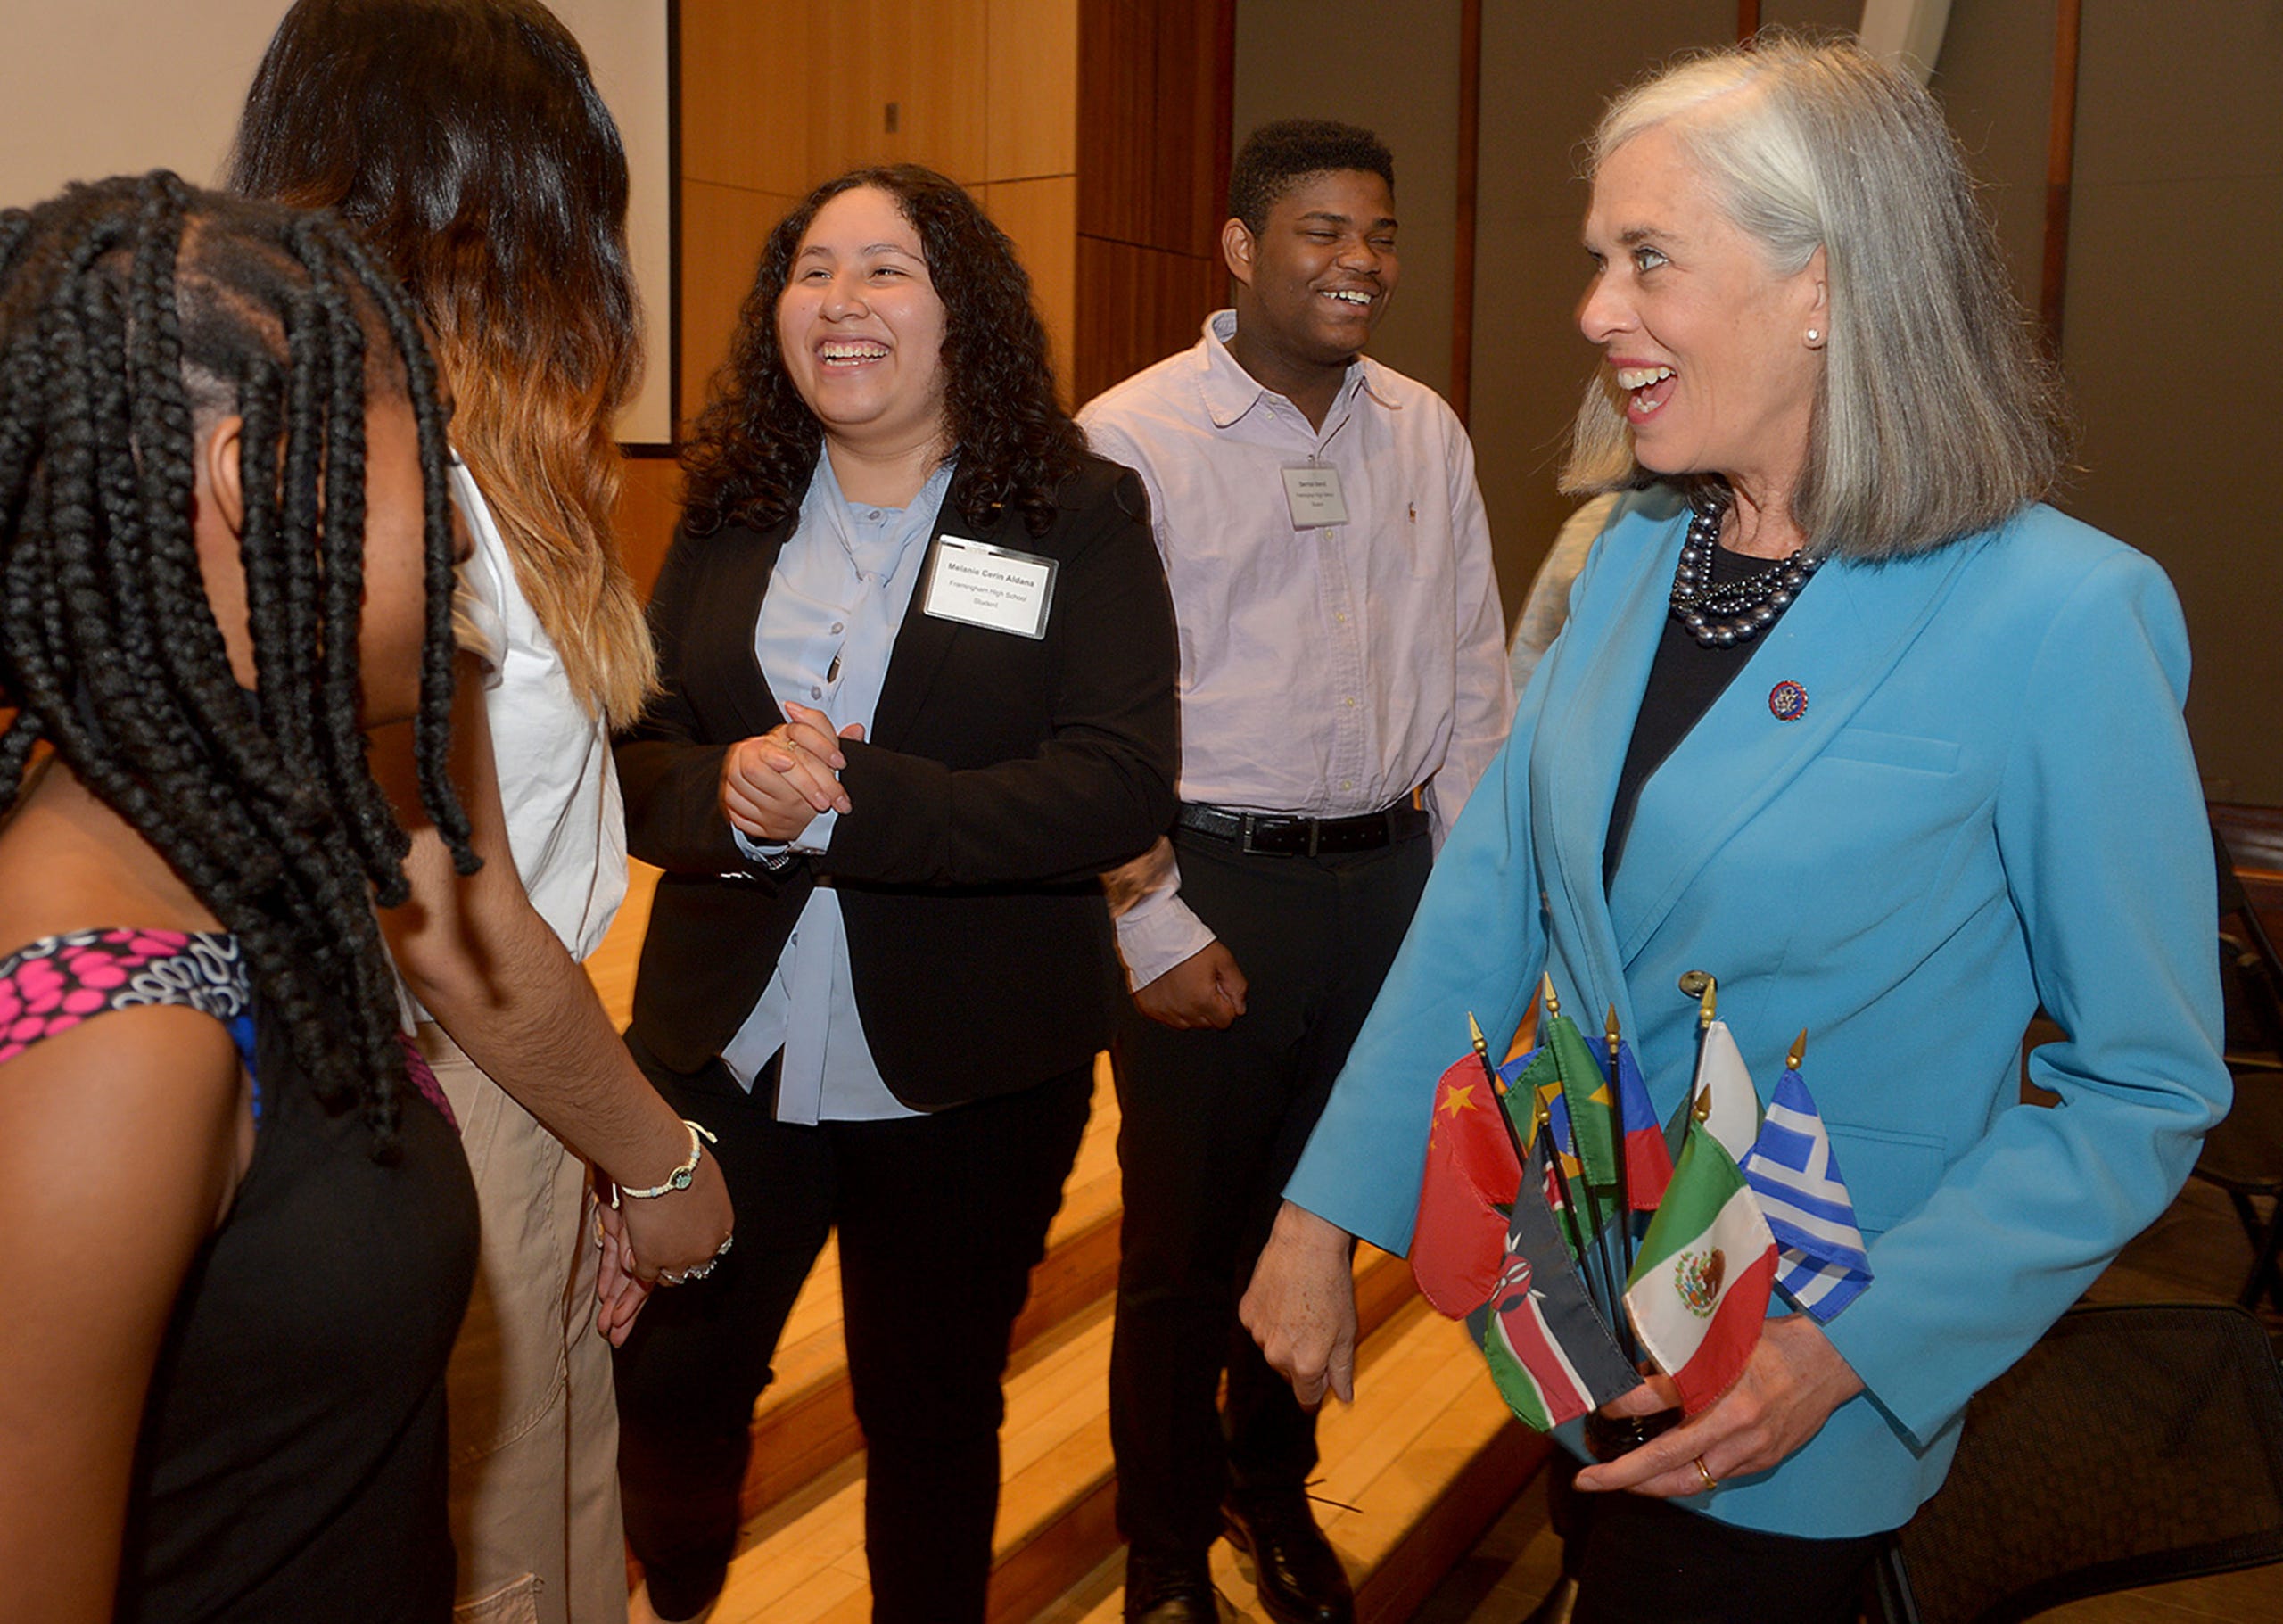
[1467, 1010, 1536, 1183]
[1605, 1002, 1636, 1281]
[1527, 1083, 1610, 1321]
[1684, 971, 1720, 1121]
[1544, 976, 1624, 1327]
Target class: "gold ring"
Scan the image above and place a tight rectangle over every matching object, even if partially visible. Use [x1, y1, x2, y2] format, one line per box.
[1693, 1455, 1718, 1493]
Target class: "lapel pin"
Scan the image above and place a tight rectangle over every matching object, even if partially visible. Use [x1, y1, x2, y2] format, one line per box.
[1768, 680, 1809, 721]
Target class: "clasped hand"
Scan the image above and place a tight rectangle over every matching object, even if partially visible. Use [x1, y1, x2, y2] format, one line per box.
[721, 701, 865, 844]
[1572, 1315, 1865, 1497]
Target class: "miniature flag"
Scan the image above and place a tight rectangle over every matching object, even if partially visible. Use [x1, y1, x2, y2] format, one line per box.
[1546, 1010, 1620, 1189]
[1690, 1018, 1762, 1163]
[1411, 1056, 1523, 1317]
[1740, 1067, 1873, 1322]
[1469, 1134, 1644, 1430]
[1511, 1045, 1603, 1262]
[1607, 1039, 1672, 1211]
[1623, 1117, 1778, 1414]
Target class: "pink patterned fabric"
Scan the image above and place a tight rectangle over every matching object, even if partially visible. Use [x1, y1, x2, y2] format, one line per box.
[0, 928, 456, 1133]
[0, 928, 250, 1067]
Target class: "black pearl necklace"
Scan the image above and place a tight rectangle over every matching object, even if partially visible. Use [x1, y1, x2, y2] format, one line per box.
[1669, 501, 1823, 647]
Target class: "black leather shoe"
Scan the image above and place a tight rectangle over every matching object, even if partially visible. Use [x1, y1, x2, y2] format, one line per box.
[1222, 1491, 1355, 1624]
[1123, 1550, 1224, 1622]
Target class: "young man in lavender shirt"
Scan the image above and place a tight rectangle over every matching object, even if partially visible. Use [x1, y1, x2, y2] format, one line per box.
[1078, 120, 1512, 1624]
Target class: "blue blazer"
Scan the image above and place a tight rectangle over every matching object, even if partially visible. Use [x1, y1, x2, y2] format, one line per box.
[1285, 489, 2229, 1537]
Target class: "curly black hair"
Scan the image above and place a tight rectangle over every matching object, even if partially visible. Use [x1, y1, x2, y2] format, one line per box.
[680, 164, 1084, 540]
[1229, 120, 1397, 233]
[0, 173, 475, 1151]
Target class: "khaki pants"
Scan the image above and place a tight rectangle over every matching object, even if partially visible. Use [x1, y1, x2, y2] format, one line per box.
[421, 1024, 628, 1624]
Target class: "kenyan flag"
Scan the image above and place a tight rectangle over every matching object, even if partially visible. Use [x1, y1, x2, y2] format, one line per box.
[1622, 1117, 1777, 1414]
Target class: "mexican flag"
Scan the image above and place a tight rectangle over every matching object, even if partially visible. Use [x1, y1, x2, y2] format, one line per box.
[1623, 1117, 1778, 1414]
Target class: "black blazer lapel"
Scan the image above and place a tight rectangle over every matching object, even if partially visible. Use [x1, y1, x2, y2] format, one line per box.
[871, 473, 987, 751]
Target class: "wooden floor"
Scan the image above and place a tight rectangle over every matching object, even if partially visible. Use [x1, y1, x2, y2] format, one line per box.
[588, 862, 2283, 1623]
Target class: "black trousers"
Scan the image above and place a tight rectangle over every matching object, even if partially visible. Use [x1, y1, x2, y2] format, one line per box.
[1109, 827, 1432, 1559]
[1562, 1465, 1883, 1624]
[610, 1043, 1092, 1624]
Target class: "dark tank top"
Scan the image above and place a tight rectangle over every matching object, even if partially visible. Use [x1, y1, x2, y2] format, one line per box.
[0, 930, 478, 1621]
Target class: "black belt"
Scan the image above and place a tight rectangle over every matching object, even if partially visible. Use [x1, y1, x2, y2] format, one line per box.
[1174, 795, 1430, 857]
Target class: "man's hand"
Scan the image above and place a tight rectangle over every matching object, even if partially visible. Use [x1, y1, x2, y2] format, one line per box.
[1573, 1315, 1865, 1497]
[1239, 1201, 1359, 1408]
[720, 702, 864, 844]
[1134, 940, 1249, 1030]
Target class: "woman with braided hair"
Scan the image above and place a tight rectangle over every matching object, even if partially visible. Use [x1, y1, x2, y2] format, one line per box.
[230, 5, 733, 1617]
[0, 175, 475, 1619]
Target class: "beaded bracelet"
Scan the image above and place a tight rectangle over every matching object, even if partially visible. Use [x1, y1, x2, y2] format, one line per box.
[608, 1118, 719, 1208]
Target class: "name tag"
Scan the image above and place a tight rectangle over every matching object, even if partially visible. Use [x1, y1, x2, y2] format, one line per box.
[1282, 464, 1349, 529]
[921, 534, 1058, 639]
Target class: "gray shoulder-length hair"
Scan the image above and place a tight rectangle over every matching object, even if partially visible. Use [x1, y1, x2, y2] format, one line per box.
[1561, 34, 2071, 560]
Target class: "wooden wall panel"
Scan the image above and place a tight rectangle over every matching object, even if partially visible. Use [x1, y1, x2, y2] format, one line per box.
[679, 0, 811, 194]
[1071, 0, 1231, 406]
[1149, 0, 1230, 256]
[1077, 0, 1231, 254]
[985, 177, 1079, 404]
[614, 454, 685, 600]
[987, 0, 1078, 181]
[1076, 0, 1151, 243]
[680, 179, 797, 431]
[808, 0, 990, 185]
[1073, 235, 1223, 408]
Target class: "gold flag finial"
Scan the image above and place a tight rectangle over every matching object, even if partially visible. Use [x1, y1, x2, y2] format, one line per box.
[1468, 1010, 1489, 1057]
[1697, 976, 1718, 1029]
[1540, 973, 1561, 1020]
[1604, 1002, 1621, 1047]
[1787, 1028, 1809, 1071]
[1694, 1085, 1713, 1123]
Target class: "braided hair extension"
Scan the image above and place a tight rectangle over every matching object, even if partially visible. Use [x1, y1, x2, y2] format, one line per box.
[0, 174, 474, 1151]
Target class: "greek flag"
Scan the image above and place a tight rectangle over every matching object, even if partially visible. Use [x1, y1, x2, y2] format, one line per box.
[1740, 1068, 1872, 1322]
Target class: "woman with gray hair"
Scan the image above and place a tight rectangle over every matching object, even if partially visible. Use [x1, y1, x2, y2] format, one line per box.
[1240, 33, 2226, 1621]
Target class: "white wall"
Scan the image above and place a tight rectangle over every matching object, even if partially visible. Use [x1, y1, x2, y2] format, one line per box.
[0, 0, 673, 445]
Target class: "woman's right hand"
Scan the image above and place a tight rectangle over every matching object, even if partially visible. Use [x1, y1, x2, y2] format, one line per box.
[611, 1143, 734, 1284]
[1240, 1200, 1360, 1407]
[720, 704, 862, 844]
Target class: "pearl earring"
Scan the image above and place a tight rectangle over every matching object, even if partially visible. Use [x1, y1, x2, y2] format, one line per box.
[1806, 328, 1822, 344]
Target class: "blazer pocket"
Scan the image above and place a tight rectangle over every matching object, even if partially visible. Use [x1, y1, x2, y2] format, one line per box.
[1824, 1121, 1948, 1241]
[1821, 728, 1960, 775]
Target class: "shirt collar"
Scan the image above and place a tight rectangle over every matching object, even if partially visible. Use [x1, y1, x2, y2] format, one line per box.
[1194, 309, 1402, 431]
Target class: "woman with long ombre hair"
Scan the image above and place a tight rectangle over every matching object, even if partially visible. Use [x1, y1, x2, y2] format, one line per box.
[232, 4, 732, 1619]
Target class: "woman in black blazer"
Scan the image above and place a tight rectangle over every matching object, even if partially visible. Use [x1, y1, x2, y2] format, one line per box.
[611, 165, 1178, 1624]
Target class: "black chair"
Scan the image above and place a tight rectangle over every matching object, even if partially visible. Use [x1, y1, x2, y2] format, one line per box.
[2195, 826, 2283, 1310]
[1868, 1302, 2283, 1624]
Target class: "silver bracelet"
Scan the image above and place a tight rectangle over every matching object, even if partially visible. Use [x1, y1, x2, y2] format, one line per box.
[609, 1118, 719, 1208]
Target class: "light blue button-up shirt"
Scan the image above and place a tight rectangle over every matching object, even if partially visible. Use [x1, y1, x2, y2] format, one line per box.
[721, 451, 957, 1122]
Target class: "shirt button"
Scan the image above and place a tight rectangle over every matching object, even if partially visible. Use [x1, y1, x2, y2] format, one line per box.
[831, 622, 845, 633]
[1344, 697, 1356, 708]
[867, 510, 882, 522]
[1337, 612, 1348, 622]
[811, 685, 823, 698]
[1341, 779, 1353, 791]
